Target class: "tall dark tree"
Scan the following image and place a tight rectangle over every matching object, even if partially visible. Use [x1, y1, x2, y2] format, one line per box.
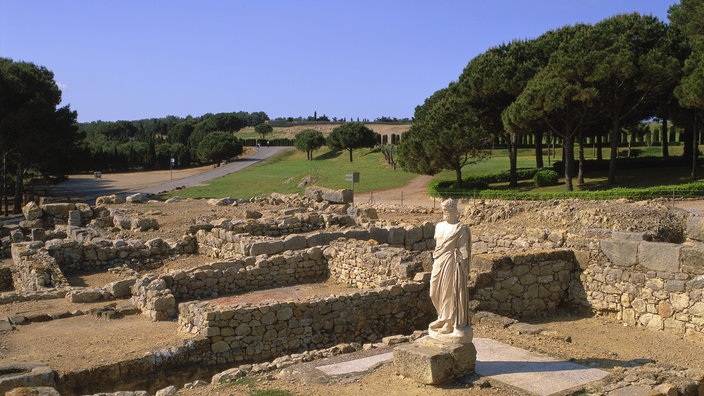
[294, 129, 326, 160]
[397, 84, 491, 188]
[670, 0, 704, 179]
[327, 122, 379, 162]
[196, 131, 243, 164]
[584, 13, 682, 184]
[255, 123, 274, 141]
[0, 58, 78, 213]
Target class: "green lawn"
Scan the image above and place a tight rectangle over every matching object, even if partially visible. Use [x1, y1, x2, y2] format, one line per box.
[164, 148, 417, 199]
[165, 143, 701, 199]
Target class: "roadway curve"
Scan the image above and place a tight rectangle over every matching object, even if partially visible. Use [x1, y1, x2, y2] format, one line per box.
[37, 147, 292, 203]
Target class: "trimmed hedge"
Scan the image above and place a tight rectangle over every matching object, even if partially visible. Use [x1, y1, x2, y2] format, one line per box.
[430, 181, 704, 201]
[533, 169, 559, 187]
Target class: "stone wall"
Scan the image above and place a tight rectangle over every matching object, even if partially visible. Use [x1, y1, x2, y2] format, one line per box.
[568, 232, 704, 340]
[131, 247, 328, 320]
[470, 250, 575, 318]
[324, 240, 431, 289]
[196, 223, 436, 260]
[44, 235, 197, 274]
[11, 242, 70, 292]
[0, 262, 12, 292]
[177, 281, 434, 364]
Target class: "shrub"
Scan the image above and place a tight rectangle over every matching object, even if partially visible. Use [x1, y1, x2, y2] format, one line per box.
[533, 169, 560, 186]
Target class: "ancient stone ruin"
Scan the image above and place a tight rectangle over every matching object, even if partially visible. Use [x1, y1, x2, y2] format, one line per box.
[1, 192, 703, 395]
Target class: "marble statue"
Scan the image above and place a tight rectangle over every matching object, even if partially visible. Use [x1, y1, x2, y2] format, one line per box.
[429, 198, 472, 341]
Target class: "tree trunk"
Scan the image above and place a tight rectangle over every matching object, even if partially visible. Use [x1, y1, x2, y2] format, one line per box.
[692, 112, 699, 181]
[662, 117, 669, 159]
[454, 167, 463, 189]
[596, 135, 603, 161]
[348, 149, 353, 162]
[564, 134, 575, 191]
[534, 130, 544, 169]
[627, 129, 634, 157]
[13, 162, 23, 214]
[608, 118, 620, 185]
[508, 133, 518, 188]
[577, 132, 585, 186]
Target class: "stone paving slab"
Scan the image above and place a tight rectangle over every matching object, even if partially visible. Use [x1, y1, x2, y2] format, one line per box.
[314, 337, 609, 395]
[317, 351, 394, 376]
[473, 338, 610, 396]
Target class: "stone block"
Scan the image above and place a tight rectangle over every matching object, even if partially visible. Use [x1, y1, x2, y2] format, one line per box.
[106, 278, 137, 298]
[0, 361, 56, 395]
[393, 337, 476, 385]
[687, 216, 704, 242]
[22, 201, 43, 221]
[67, 210, 82, 226]
[638, 241, 680, 273]
[250, 241, 285, 256]
[40, 203, 74, 218]
[680, 245, 704, 275]
[612, 231, 649, 241]
[304, 186, 353, 204]
[388, 227, 406, 245]
[126, 193, 149, 203]
[96, 194, 125, 205]
[600, 239, 639, 267]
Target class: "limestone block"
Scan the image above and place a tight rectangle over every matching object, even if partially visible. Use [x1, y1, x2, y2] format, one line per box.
[638, 241, 680, 273]
[283, 235, 307, 251]
[40, 203, 74, 219]
[126, 193, 149, 203]
[250, 241, 285, 256]
[207, 197, 235, 206]
[394, 337, 476, 385]
[0, 361, 56, 395]
[22, 201, 43, 221]
[687, 216, 704, 242]
[68, 210, 82, 226]
[388, 227, 406, 245]
[611, 231, 649, 241]
[305, 186, 353, 204]
[155, 385, 178, 396]
[211, 368, 245, 384]
[5, 387, 61, 396]
[680, 245, 704, 275]
[106, 278, 137, 298]
[96, 194, 125, 205]
[132, 217, 159, 232]
[600, 239, 639, 267]
[113, 215, 132, 230]
[65, 289, 107, 303]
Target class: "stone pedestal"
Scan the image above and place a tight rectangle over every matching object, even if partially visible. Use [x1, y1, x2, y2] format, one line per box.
[393, 336, 476, 385]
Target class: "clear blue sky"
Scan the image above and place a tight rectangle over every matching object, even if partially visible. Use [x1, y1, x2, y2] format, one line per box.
[0, 1, 675, 123]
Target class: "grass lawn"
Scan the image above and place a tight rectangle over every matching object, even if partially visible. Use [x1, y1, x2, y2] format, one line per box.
[164, 148, 417, 199]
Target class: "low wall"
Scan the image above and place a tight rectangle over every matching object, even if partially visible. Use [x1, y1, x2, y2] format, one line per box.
[177, 281, 434, 364]
[132, 247, 328, 320]
[44, 235, 197, 274]
[196, 223, 436, 260]
[570, 232, 704, 340]
[11, 242, 70, 292]
[210, 211, 326, 237]
[56, 338, 211, 395]
[0, 263, 12, 291]
[470, 250, 575, 318]
[324, 240, 431, 288]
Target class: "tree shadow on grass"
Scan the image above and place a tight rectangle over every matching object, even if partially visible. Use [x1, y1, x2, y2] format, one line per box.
[313, 150, 342, 160]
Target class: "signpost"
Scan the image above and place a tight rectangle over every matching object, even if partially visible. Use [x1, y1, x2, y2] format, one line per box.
[170, 158, 175, 180]
[345, 172, 360, 200]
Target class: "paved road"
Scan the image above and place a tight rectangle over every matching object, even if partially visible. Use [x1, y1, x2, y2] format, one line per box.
[38, 147, 292, 203]
[136, 147, 291, 195]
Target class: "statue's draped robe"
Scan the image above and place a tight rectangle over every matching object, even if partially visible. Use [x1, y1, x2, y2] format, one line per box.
[430, 221, 470, 329]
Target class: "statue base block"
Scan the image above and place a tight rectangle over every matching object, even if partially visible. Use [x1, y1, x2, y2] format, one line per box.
[393, 336, 476, 385]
